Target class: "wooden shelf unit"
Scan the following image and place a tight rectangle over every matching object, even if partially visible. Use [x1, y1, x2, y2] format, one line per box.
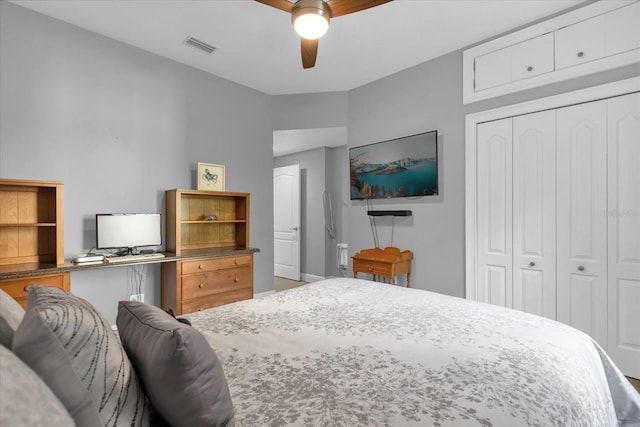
[165, 189, 249, 254]
[0, 178, 68, 307]
[163, 189, 254, 314]
[0, 179, 64, 266]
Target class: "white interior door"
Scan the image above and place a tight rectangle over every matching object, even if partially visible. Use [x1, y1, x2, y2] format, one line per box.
[476, 118, 513, 307]
[512, 110, 557, 319]
[556, 100, 608, 347]
[274, 165, 301, 280]
[607, 92, 640, 378]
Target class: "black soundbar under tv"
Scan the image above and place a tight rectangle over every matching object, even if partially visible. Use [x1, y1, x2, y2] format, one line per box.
[367, 210, 412, 217]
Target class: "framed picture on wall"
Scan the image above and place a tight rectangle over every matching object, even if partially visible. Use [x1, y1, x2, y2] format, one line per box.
[197, 162, 225, 191]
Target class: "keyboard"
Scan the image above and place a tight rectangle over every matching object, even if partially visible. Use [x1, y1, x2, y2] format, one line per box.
[104, 253, 165, 264]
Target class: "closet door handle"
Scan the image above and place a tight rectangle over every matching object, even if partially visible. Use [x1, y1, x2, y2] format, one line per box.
[577, 51, 585, 58]
[577, 266, 585, 272]
[527, 66, 534, 72]
[529, 261, 536, 267]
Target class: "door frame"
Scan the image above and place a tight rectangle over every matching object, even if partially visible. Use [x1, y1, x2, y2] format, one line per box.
[465, 76, 640, 300]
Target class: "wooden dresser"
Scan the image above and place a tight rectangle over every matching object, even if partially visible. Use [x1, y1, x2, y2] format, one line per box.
[161, 189, 256, 315]
[0, 179, 69, 307]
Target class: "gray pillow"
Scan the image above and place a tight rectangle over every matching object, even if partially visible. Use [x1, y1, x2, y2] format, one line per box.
[0, 344, 74, 427]
[12, 286, 149, 427]
[116, 301, 234, 427]
[0, 287, 25, 348]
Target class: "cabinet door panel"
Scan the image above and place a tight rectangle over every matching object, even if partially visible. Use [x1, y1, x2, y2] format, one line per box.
[476, 118, 513, 307]
[475, 48, 511, 92]
[557, 100, 607, 347]
[607, 92, 640, 378]
[555, 13, 606, 70]
[511, 33, 554, 82]
[566, 273, 605, 338]
[512, 110, 556, 319]
[604, 2, 640, 56]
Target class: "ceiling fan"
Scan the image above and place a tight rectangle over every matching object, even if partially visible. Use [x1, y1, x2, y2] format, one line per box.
[256, 0, 393, 69]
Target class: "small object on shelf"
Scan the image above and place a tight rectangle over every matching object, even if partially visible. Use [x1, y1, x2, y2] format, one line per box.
[205, 214, 218, 221]
[72, 254, 105, 263]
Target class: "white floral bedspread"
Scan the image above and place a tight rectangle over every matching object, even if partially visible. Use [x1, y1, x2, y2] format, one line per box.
[187, 278, 640, 426]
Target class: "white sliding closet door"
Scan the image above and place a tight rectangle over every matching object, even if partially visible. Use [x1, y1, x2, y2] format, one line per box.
[512, 110, 556, 319]
[607, 92, 640, 378]
[476, 118, 513, 307]
[556, 100, 608, 347]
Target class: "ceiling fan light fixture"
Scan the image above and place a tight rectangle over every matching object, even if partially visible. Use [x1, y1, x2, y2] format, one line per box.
[292, 0, 331, 40]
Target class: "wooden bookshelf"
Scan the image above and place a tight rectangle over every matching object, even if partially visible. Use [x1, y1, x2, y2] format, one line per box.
[162, 189, 254, 314]
[0, 179, 64, 266]
[0, 178, 68, 306]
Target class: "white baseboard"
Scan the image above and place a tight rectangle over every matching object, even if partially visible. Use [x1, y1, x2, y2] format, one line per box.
[254, 290, 275, 299]
[301, 273, 325, 283]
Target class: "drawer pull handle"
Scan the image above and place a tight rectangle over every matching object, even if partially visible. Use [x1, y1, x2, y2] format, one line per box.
[234, 260, 239, 265]
[234, 277, 240, 283]
[198, 264, 203, 269]
[199, 283, 204, 289]
[578, 266, 585, 272]
[529, 261, 536, 267]
[527, 66, 533, 72]
[577, 51, 584, 58]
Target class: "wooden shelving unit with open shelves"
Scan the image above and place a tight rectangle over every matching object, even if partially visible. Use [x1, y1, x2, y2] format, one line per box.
[0, 178, 69, 307]
[0, 179, 64, 266]
[162, 189, 254, 314]
[165, 189, 249, 255]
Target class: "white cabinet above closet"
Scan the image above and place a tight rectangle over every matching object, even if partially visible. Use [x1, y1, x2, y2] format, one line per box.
[475, 33, 554, 92]
[463, 1, 640, 104]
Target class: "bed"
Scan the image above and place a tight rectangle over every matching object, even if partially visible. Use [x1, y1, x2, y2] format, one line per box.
[187, 277, 640, 426]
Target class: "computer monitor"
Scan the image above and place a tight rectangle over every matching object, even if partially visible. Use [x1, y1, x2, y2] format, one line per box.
[96, 213, 161, 253]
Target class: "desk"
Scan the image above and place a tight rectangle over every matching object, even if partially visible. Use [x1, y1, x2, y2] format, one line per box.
[352, 246, 413, 287]
[0, 247, 259, 310]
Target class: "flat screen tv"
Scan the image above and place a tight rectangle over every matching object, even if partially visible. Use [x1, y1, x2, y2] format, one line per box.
[349, 130, 438, 200]
[96, 213, 162, 253]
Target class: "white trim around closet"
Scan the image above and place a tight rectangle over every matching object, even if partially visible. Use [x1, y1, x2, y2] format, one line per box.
[464, 76, 640, 300]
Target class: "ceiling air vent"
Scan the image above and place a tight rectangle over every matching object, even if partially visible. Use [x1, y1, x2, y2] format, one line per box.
[183, 36, 217, 55]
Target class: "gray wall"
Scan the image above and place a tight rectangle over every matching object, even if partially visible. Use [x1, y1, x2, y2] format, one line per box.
[325, 146, 349, 277]
[347, 45, 640, 298]
[272, 92, 348, 130]
[0, 1, 274, 324]
[3, 1, 638, 318]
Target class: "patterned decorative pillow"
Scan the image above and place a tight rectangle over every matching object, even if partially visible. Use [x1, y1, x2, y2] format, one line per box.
[117, 301, 235, 427]
[0, 344, 74, 427]
[12, 286, 149, 427]
[0, 287, 25, 348]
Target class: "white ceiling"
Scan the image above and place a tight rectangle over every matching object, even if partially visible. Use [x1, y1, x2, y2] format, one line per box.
[10, 0, 585, 156]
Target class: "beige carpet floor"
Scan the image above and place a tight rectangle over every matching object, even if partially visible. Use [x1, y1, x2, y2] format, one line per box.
[274, 276, 307, 292]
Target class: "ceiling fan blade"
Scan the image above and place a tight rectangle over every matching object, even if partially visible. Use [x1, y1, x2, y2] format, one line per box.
[301, 38, 319, 69]
[255, 0, 294, 13]
[328, 0, 392, 17]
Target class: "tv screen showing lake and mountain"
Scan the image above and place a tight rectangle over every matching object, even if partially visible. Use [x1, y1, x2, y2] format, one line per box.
[349, 130, 438, 200]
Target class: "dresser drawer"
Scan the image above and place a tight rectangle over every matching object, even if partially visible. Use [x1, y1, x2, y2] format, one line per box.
[182, 267, 251, 300]
[182, 287, 253, 314]
[353, 259, 389, 275]
[0, 273, 70, 308]
[181, 255, 252, 275]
